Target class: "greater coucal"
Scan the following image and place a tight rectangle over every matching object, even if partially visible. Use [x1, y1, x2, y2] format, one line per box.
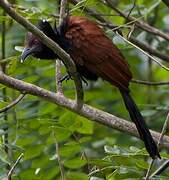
[21, 16, 160, 159]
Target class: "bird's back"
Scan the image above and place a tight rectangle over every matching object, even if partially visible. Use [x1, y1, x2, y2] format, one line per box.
[62, 16, 132, 91]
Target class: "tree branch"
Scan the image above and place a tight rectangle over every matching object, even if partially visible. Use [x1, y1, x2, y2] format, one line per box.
[0, 93, 25, 113]
[0, 0, 83, 109]
[145, 112, 169, 179]
[150, 160, 169, 178]
[7, 153, 24, 179]
[129, 37, 169, 63]
[116, 32, 169, 71]
[55, 0, 68, 94]
[131, 79, 169, 86]
[104, 0, 169, 42]
[53, 130, 65, 180]
[0, 72, 169, 149]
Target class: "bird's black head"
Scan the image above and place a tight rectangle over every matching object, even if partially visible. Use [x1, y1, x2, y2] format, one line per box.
[21, 20, 58, 62]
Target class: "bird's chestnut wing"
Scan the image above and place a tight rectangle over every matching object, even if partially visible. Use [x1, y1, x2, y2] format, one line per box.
[65, 17, 132, 90]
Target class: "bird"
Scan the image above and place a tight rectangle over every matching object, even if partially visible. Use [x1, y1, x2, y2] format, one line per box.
[21, 16, 160, 159]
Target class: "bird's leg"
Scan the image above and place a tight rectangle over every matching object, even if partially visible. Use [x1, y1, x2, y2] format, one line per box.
[80, 76, 88, 86]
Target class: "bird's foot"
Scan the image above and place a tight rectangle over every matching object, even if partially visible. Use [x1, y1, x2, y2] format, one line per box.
[59, 74, 72, 83]
[59, 73, 88, 86]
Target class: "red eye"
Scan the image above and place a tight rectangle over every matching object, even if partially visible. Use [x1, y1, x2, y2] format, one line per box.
[33, 39, 39, 44]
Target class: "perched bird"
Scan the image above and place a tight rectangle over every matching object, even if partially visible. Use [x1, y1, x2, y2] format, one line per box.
[21, 16, 160, 159]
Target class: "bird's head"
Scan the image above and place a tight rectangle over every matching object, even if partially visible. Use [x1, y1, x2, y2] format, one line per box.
[21, 20, 58, 62]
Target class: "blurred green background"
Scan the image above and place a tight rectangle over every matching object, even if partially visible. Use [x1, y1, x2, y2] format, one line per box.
[0, 0, 169, 179]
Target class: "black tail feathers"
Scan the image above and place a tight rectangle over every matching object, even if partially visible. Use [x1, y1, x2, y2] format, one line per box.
[120, 90, 160, 159]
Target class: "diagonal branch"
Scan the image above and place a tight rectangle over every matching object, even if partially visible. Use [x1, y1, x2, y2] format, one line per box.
[104, 0, 169, 42]
[150, 160, 169, 178]
[0, 0, 83, 109]
[116, 32, 169, 71]
[145, 112, 169, 179]
[7, 153, 24, 179]
[0, 93, 25, 113]
[129, 37, 169, 63]
[0, 72, 169, 149]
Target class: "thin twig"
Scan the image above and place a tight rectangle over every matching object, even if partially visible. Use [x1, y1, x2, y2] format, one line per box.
[129, 37, 169, 63]
[56, 0, 68, 94]
[104, 19, 169, 62]
[126, 0, 136, 19]
[7, 153, 24, 179]
[145, 112, 169, 179]
[157, 112, 169, 147]
[70, 0, 119, 31]
[104, 0, 169, 42]
[145, 159, 155, 180]
[149, 160, 169, 178]
[88, 166, 115, 177]
[52, 1, 68, 179]
[55, 61, 63, 94]
[11, 4, 122, 18]
[53, 130, 65, 180]
[0, 94, 26, 113]
[116, 32, 169, 71]
[1, 7, 11, 173]
[0, 0, 83, 110]
[72, 133, 90, 172]
[131, 79, 169, 86]
[11, 4, 60, 18]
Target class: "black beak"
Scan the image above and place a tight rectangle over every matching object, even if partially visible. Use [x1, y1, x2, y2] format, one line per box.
[20, 46, 39, 63]
[21, 47, 32, 63]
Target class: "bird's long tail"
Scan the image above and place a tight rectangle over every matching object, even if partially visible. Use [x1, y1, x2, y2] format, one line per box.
[120, 89, 160, 159]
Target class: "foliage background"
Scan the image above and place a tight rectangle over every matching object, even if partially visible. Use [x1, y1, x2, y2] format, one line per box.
[0, 0, 169, 179]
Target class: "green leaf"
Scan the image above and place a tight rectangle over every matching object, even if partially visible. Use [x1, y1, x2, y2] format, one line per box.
[90, 177, 104, 180]
[90, 159, 112, 167]
[24, 145, 44, 160]
[31, 156, 50, 168]
[60, 144, 81, 157]
[59, 112, 81, 132]
[39, 125, 51, 135]
[79, 136, 92, 143]
[6, 56, 18, 75]
[0, 149, 10, 164]
[135, 159, 149, 169]
[16, 136, 38, 147]
[45, 166, 60, 180]
[64, 157, 87, 169]
[76, 116, 94, 134]
[19, 169, 35, 180]
[59, 112, 94, 134]
[67, 172, 88, 180]
[104, 145, 147, 157]
[53, 126, 71, 142]
[141, 110, 157, 117]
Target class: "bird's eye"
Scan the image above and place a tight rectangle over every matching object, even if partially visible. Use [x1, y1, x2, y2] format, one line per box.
[33, 39, 39, 44]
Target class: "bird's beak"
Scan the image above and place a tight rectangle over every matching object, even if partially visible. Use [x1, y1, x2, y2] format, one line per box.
[20, 46, 38, 63]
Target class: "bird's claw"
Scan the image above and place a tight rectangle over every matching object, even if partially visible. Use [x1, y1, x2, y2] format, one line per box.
[59, 74, 72, 83]
[59, 74, 88, 86]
